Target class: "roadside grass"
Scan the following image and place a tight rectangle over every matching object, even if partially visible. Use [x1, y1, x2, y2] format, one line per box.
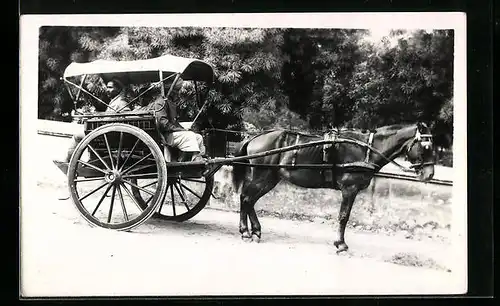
[385, 252, 452, 272]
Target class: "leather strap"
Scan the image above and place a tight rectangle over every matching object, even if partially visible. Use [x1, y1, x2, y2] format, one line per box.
[291, 134, 300, 166]
[365, 132, 374, 162]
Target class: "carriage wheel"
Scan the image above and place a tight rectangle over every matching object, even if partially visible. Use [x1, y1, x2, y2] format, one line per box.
[131, 174, 214, 222]
[67, 123, 168, 231]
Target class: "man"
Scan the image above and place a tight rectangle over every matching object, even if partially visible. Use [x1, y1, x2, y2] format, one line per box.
[59, 78, 131, 163]
[54, 78, 131, 199]
[146, 76, 206, 162]
[104, 78, 130, 113]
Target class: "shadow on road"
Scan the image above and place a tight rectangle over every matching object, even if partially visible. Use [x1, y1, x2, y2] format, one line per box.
[134, 213, 296, 244]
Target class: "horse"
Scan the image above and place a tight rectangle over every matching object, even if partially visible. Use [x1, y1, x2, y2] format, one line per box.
[231, 122, 436, 253]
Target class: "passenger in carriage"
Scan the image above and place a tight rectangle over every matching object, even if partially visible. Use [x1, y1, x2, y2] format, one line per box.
[102, 78, 131, 113]
[143, 76, 206, 162]
[54, 78, 131, 200]
[59, 78, 132, 163]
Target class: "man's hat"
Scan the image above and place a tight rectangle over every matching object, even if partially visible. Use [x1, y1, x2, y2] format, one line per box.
[109, 77, 126, 90]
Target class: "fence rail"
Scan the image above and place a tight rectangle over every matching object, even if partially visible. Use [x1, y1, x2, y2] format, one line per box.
[374, 171, 452, 186]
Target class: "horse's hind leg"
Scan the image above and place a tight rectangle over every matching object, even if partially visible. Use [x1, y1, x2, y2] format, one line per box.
[239, 180, 251, 240]
[239, 170, 279, 243]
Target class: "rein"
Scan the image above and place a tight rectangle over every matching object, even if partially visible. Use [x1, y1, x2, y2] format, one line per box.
[332, 135, 418, 173]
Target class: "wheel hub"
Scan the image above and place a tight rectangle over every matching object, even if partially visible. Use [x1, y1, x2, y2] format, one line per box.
[105, 170, 122, 183]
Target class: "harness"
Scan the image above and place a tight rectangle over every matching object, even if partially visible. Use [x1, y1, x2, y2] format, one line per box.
[291, 134, 301, 166]
[321, 129, 339, 186]
[405, 130, 435, 169]
[237, 126, 435, 182]
[322, 129, 339, 163]
[365, 132, 374, 162]
[319, 128, 434, 185]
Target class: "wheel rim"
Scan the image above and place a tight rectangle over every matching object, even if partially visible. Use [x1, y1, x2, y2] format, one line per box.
[68, 124, 167, 231]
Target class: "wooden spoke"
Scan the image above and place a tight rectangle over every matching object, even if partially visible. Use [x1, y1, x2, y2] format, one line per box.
[122, 172, 159, 180]
[107, 184, 117, 223]
[122, 152, 153, 175]
[74, 177, 105, 183]
[103, 133, 115, 169]
[181, 178, 207, 184]
[157, 183, 170, 213]
[173, 183, 191, 211]
[180, 182, 202, 199]
[122, 179, 156, 196]
[140, 180, 158, 189]
[118, 139, 140, 172]
[116, 132, 124, 170]
[87, 144, 111, 171]
[170, 184, 176, 216]
[116, 184, 129, 222]
[120, 181, 146, 212]
[123, 163, 156, 175]
[77, 160, 107, 175]
[78, 181, 108, 201]
[91, 183, 113, 216]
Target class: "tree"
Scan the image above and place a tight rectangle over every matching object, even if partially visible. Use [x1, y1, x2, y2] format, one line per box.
[346, 29, 454, 146]
[38, 26, 454, 150]
[38, 26, 119, 120]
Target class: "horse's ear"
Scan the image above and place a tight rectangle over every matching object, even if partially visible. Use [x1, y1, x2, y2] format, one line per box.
[416, 122, 427, 131]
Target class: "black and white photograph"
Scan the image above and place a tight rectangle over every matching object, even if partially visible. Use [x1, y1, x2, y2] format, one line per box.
[20, 13, 467, 297]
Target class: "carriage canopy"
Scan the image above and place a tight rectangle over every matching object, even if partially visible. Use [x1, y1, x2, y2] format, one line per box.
[63, 54, 215, 84]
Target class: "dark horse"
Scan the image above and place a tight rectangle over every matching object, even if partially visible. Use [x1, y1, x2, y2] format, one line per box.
[232, 122, 435, 253]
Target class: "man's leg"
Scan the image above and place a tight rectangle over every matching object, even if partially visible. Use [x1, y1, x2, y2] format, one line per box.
[195, 133, 206, 157]
[55, 131, 85, 200]
[65, 132, 85, 163]
[171, 131, 201, 162]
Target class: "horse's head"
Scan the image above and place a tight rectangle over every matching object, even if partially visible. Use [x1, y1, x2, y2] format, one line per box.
[404, 122, 435, 181]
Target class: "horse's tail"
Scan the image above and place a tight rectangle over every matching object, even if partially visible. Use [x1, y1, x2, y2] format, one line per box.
[231, 139, 250, 192]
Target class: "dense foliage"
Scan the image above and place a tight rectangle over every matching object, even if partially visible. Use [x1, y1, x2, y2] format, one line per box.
[39, 26, 454, 148]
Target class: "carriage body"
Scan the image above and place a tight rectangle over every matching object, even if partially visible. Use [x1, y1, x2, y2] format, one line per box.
[60, 54, 224, 230]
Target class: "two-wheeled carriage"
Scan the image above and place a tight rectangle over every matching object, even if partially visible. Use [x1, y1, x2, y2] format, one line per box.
[56, 54, 436, 253]
[56, 54, 229, 230]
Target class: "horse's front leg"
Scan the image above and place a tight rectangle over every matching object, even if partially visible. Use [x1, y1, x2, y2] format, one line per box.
[239, 194, 252, 241]
[334, 185, 358, 253]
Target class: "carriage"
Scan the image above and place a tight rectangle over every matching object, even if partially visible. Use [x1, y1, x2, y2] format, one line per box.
[56, 54, 436, 251]
[56, 54, 237, 230]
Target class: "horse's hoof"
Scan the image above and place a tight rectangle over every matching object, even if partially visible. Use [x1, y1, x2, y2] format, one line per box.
[251, 234, 261, 243]
[334, 241, 348, 253]
[241, 232, 252, 242]
[336, 245, 349, 254]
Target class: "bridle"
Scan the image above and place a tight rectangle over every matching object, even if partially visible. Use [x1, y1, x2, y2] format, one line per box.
[405, 128, 436, 170]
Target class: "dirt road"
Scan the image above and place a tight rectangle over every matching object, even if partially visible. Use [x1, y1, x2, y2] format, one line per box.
[21, 182, 466, 297]
[19, 133, 466, 297]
